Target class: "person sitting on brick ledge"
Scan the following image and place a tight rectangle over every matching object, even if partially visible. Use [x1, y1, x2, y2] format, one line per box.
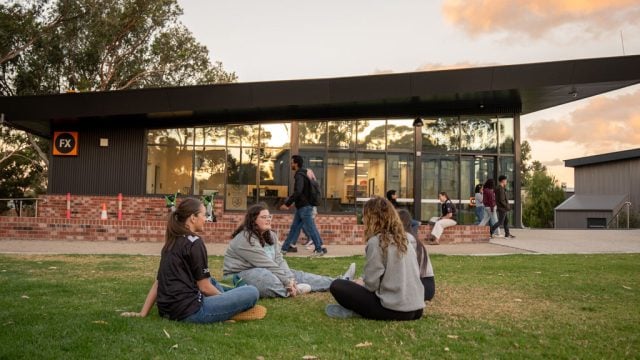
[427, 192, 457, 245]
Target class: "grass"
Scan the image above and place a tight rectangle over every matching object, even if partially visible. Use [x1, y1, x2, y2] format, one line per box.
[0, 254, 639, 359]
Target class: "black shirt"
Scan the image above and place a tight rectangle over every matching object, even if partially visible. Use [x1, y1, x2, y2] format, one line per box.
[284, 168, 312, 208]
[441, 199, 455, 217]
[156, 235, 210, 320]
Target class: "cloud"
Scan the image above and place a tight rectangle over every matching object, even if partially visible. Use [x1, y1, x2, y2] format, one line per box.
[442, 0, 640, 39]
[543, 158, 565, 167]
[526, 90, 640, 154]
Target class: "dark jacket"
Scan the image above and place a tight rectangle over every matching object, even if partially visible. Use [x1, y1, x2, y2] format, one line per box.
[495, 185, 510, 212]
[284, 168, 311, 208]
[482, 188, 496, 209]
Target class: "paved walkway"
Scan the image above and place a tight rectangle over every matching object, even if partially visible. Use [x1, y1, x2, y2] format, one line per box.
[1, 229, 638, 256]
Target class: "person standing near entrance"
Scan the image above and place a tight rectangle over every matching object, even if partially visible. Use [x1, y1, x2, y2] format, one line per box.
[280, 155, 326, 256]
[490, 175, 515, 238]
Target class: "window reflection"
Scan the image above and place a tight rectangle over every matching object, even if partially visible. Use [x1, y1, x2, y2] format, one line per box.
[194, 147, 225, 195]
[147, 128, 194, 147]
[195, 127, 226, 146]
[260, 123, 291, 148]
[356, 119, 385, 150]
[499, 117, 515, 154]
[328, 121, 355, 149]
[387, 119, 414, 150]
[227, 125, 259, 147]
[460, 116, 497, 153]
[146, 144, 193, 195]
[422, 117, 459, 152]
[387, 153, 414, 202]
[299, 121, 327, 148]
[421, 155, 458, 221]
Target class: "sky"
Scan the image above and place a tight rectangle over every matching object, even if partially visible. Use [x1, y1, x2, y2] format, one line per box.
[178, 0, 640, 188]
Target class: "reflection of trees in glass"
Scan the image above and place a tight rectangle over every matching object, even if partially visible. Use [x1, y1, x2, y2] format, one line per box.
[197, 127, 226, 146]
[360, 122, 385, 150]
[460, 118, 497, 152]
[226, 151, 257, 185]
[299, 122, 327, 146]
[386, 124, 414, 149]
[422, 118, 459, 152]
[228, 125, 258, 147]
[328, 121, 358, 148]
[147, 128, 194, 150]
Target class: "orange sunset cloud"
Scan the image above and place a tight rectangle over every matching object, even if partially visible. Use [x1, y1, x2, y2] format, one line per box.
[526, 89, 640, 154]
[442, 0, 640, 39]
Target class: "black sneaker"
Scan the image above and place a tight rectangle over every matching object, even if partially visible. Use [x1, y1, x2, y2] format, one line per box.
[321, 247, 328, 254]
[507, 234, 516, 238]
[287, 246, 298, 253]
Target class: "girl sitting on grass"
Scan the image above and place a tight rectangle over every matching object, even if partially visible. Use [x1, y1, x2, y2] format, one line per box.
[223, 203, 355, 298]
[325, 196, 425, 320]
[121, 198, 264, 323]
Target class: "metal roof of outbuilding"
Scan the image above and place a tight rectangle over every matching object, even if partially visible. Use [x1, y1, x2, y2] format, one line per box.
[555, 194, 628, 211]
[564, 148, 640, 168]
[1, 55, 640, 138]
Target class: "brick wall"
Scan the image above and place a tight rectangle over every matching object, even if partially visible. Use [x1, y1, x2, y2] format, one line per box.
[0, 195, 490, 244]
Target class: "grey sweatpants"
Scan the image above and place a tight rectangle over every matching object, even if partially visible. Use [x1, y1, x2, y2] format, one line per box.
[235, 268, 334, 298]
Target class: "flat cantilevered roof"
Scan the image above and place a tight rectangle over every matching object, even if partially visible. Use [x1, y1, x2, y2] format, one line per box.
[1, 55, 640, 138]
[565, 148, 640, 168]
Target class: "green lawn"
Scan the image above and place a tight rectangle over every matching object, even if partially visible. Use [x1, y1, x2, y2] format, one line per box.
[0, 253, 638, 359]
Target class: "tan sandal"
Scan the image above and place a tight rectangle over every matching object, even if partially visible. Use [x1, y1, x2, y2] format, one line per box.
[230, 305, 267, 321]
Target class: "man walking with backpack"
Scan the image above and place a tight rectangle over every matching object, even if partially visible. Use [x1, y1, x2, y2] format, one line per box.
[490, 175, 516, 239]
[280, 155, 326, 256]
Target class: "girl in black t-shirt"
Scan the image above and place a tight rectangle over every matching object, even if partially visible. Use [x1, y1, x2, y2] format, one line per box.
[427, 192, 457, 245]
[121, 198, 262, 323]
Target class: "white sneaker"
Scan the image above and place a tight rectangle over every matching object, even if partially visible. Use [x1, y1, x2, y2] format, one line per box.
[305, 242, 315, 251]
[342, 263, 356, 281]
[296, 283, 312, 295]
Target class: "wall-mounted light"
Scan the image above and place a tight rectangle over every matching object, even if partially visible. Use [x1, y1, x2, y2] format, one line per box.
[99, 138, 109, 147]
[412, 117, 424, 127]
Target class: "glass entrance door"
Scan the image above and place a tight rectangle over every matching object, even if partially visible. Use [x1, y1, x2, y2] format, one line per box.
[420, 155, 459, 221]
[460, 156, 496, 224]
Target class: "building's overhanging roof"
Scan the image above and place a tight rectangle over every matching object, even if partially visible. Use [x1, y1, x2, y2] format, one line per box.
[1, 55, 640, 138]
[565, 148, 640, 168]
[555, 194, 628, 212]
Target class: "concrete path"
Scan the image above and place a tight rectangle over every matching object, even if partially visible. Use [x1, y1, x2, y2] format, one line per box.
[1, 229, 638, 256]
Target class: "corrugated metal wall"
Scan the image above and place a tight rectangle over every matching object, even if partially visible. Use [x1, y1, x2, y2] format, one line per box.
[49, 125, 146, 195]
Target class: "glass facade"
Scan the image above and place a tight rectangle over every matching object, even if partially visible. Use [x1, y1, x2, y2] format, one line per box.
[145, 116, 517, 222]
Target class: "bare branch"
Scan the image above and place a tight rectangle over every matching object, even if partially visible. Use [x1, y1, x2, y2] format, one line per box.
[26, 133, 49, 167]
[115, 68, 165, 90]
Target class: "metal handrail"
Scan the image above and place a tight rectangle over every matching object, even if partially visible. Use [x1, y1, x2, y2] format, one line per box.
[607, 201, 632, 229]
[0, 198, 41, 217]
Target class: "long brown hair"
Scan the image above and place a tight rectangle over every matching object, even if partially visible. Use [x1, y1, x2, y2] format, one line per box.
[362, 196, 408, 256]
[231, 203, 274, 247]
[163, 197, 202, 254]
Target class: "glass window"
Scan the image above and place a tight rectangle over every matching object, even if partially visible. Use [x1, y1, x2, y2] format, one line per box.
[146, 144, 194, 195]
[299, 121, 327, 148]
[326, 152, 356, 212]
[226, 147, 258, 210]
[147, 128, 194, 146]
[356, 119, 385, 150]
[387, 119, 415, 150]
[258, 148, 290, 209]
[387, 153, 414, 207]
[459, 156, 495, 225]
[328, 121, 355, 149]
[460, 116, 497, 153]
[300, 150, 327, 211]
[195, 126, 226, 146]
[356, 153, 386, 198]
[422, 117, 459, 152]
[193, 147, 225, 196]
[421, 155, 459, 221]
[499, 116, 515, 154]
[260, 123, 291, 148]
[227, 124, 259, 147]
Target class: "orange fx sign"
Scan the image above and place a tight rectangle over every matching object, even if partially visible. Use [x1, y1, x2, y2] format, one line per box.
[52, 131, 78, 156]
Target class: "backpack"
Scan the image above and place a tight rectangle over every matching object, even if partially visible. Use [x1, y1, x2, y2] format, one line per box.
[306, 176, 322, 206]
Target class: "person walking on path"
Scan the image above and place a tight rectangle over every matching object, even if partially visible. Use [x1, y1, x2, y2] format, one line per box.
[427, 192, 457, 245]
[224, 204, 355, 298]
[473, 184, 485, 225]
[490, 175, 515, 238]
[479, 179, 500, 236]
[280, 155, 326, 256]
[120, 198, 263, 323]
[325, 196, 424, 320]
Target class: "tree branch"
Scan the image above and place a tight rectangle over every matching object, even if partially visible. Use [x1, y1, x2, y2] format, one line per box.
[26, 133, 49, 168]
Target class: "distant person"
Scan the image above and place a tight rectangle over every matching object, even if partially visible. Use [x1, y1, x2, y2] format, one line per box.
[325, 196, 424, 320]
[490, 175, 515, 238]
[280, 155, 326, 256]
[398, 209, 436, 301]
[427, 192, 457, 245]
[224, 204, 355, 298]
[474, 184, 484, 225]
[120, 198, 263, 323]
[386, 189, 420, 235]
[479, 179, 500, 236]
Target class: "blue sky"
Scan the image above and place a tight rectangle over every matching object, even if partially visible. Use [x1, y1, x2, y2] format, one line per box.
[179, 0, 640, 187]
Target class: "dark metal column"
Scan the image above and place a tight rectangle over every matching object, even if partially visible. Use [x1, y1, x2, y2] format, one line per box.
[413, 118, 423, 221]
[513, 114, 523, 228]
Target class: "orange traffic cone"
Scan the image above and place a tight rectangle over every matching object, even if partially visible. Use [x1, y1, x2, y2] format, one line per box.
[100, 203, 108, 220]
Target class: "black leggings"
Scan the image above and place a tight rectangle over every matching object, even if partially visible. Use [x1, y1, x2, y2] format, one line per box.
[329, 279, 423, 321]
[422, 277, 435, 301]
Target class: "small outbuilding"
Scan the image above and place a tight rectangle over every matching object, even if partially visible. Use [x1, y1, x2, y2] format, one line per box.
[555, 148, 640, 228]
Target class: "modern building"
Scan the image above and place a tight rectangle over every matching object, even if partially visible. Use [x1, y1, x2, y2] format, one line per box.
[3, 55, 640, 229]
[555, 148, 640, 229]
